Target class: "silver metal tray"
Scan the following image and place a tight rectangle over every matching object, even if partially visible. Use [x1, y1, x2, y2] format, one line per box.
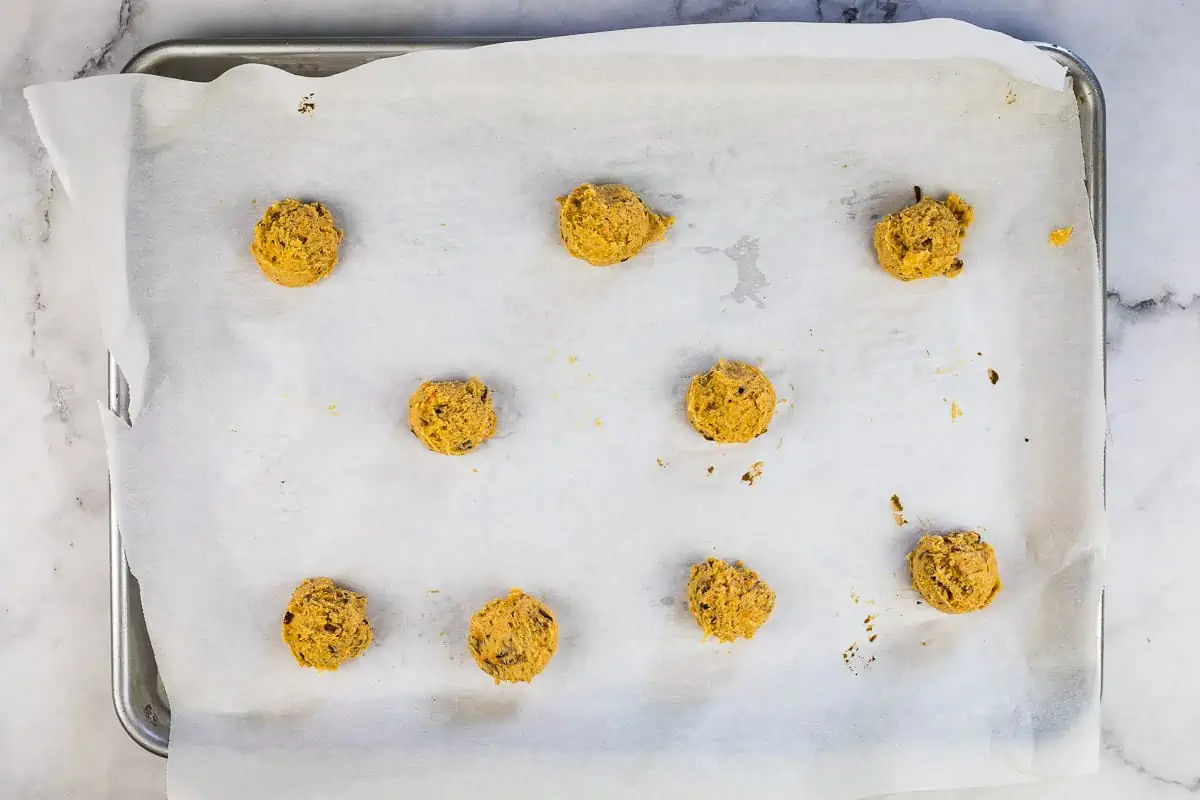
[112, 37, 1106, 757]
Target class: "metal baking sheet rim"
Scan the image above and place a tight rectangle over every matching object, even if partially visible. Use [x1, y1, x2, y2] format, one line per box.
[110, 36, 1107, 758]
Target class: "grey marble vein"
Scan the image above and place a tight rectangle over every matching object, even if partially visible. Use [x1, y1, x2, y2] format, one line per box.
[1105, 291, 1200, 353]
[18, 0, 143, 451]
[1103, 730, 1200, 794]
[1107, 289, 1200, 317]
[73, 0, 141, 79]
[816, 0, 910, 24]
[675, 0, 761, 24]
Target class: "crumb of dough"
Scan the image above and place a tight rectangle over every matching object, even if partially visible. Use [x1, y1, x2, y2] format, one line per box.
[950, 400, 963, 421]
[890, 494, 907, 526]
[907, 531, 1001, 614]
[686, 558, 776, 642]
[251, 198, 344, 287]
[281, 578, 373, 670]
[408, 377, 497, 455]
[987, 368, 999, 385]
[741, 461, 764, 486]
[468, 589, 558, 684]
[873, 194, 973, 281]
[1049, 227, 1074, 247]
[686, 359, 776, 443]
[557, 183, 674, 266]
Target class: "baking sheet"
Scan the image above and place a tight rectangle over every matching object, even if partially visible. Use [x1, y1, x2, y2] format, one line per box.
[27, 20, 1105, 800]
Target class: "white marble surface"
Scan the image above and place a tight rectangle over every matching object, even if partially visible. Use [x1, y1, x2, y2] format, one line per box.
[1, 1, 1196, 797]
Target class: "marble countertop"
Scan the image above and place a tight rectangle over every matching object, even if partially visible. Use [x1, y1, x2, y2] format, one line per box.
[2, 1, 1196, 797]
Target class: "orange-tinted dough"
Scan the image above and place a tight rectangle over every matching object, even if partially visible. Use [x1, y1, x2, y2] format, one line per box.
[281, 578, 373, 670]
[686, 359, 775, 443]
[686, 558, 776, 642]
[251, 198, 344, 287]
[873, 194, 973, 281]
[408, 377, 497, 455]
[468, 589, 558, 684]
[1049, 227, 1074, 247]
[907, 531, 1001, 614]
[557, 183, 673, 266]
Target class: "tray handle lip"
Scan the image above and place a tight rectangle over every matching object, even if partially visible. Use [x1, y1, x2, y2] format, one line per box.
[1029, 42, 1107, 111]
[122, 37, 514, 75]
[111, 534, 170, 757]
[1030, 42, 1106, 269]
[110, 355, 170, 757]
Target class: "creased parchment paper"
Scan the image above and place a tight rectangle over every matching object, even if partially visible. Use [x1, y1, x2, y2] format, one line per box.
[27, 20, 1104, 800]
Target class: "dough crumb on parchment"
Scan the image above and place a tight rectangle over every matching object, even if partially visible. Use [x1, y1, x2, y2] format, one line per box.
[1048, 227, 1074, 247]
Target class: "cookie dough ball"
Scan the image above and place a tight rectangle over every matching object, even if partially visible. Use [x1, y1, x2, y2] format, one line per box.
[557, 183, 674, 266]
[468, 589, 558, 684]
[251, 198, 344, 287]
[408, 377, 497, 455]
[686, 558, 776, 642]
[281, 578, 373, 670]
[907, 531, 1001, 614]
[873, 194, 974, 281]
[686, 359, 776, 443]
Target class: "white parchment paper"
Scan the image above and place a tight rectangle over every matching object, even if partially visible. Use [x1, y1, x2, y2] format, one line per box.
[27, 20, 1105, 800]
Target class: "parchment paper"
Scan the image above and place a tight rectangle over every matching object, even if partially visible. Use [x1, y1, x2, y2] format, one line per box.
[27, 20, 1105, 800]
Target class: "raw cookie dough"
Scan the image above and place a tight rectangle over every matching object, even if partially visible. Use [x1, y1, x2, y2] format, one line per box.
[686, 359, 776, 443]
[468, 589, 558, 684]
[251, 198, 344, 287]
[907, 531, 1001, 614]
[873, 194, 974, 281]
[1048, 227, 1074, 247]
[281, 577, 373, 671]
[557, 183, 674, 266]
[408, 377, 497, 455]
[686, 558, 776, 642]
